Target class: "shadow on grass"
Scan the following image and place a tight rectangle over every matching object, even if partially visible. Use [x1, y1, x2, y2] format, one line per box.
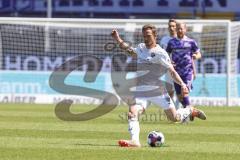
[73, 143, 118, 147]
[74, 143, 171, 148]
[47, 142, 170, 148]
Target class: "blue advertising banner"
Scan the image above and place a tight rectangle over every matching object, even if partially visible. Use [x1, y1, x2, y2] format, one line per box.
[0, 71, 239, 97]
[0, 71, 239, 105]
[0, 71, 107, 95]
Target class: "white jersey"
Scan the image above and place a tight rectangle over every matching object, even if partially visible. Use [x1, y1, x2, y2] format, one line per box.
[159, 35, 174, 50]
[130, 43, 175, 110]
[133, 43, 171, 68]
[130, 43, 171, 92]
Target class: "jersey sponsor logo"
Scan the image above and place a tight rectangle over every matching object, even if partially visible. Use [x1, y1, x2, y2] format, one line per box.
[173, 48, 189, 53]
[151, 53, 156, 57]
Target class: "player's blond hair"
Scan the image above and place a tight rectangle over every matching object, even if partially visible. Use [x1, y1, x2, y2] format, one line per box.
[176, 21, 187, 28]
[142, 24, 157, 37]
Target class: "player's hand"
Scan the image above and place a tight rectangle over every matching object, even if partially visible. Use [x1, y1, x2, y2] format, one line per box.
[192, 54, 197, 60]
[181, 83, 189, 96]
[111, 29, 120, 41]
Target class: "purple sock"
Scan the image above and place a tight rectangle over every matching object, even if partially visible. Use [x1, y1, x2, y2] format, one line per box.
[182, 97, 190, 108]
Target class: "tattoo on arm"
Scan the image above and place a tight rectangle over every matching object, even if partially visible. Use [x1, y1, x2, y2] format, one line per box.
[119, 41, 136, 56]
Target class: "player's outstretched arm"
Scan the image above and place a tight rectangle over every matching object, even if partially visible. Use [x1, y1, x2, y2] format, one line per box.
[111, 29, 136, 56]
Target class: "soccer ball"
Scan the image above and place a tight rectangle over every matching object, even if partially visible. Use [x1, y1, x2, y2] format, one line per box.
[147, 131, 165, 147]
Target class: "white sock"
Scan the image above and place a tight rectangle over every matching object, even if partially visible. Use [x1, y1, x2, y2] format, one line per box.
[128, 119, 140, 144]
[176, 107, 191, 122]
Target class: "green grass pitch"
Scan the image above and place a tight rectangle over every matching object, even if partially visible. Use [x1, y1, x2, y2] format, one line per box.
[0, 103, 240, 160]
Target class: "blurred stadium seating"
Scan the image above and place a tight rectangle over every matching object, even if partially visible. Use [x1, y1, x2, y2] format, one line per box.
[0, 0, 237, 19]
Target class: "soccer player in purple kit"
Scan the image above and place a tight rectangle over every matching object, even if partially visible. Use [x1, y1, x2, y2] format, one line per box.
[166, 21, 204, 113]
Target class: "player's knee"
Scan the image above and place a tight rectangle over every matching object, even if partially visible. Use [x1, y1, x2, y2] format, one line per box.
[128, 104, 144, 121]
[128, 111, 139, 121]
[182, 92, 189, 97]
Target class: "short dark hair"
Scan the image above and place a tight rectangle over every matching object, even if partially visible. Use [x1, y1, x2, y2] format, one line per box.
[168, 19, 177, 24]
[142, 24, 157, 37]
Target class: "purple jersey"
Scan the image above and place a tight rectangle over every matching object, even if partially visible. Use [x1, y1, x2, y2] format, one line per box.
[166, 36, 199, 77]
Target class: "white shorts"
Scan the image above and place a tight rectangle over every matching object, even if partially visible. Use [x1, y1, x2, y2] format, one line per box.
[135, 93, 175, 110]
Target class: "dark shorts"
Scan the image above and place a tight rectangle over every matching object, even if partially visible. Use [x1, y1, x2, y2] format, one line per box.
[174, 74, 193, 95]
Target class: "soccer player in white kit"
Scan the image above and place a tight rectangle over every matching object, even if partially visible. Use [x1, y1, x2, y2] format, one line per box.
[111, 24, 206, 147]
